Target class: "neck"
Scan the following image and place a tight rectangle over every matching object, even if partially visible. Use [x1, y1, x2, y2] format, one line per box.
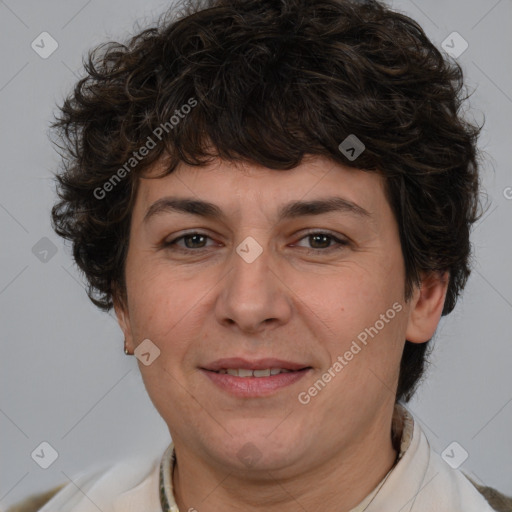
[172, 410, 398, 512]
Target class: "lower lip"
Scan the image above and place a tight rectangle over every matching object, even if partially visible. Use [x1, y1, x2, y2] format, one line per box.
[200, 368, 311, 397]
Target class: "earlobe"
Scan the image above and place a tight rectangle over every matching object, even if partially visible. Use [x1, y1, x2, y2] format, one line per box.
[405, 271, 449, 344]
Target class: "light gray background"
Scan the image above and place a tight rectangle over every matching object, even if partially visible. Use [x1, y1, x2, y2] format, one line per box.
[1, 0, 511, 508]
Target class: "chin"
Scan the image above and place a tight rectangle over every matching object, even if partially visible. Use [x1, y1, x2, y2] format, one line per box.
[206, 430, 304, 472]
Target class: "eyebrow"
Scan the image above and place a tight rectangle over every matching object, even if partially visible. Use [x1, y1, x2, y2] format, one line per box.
[143, 196, 371, 224]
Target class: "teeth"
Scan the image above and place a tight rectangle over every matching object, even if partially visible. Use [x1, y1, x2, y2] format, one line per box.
[216, 368, 294, 377]
[253, 369, 271, 377]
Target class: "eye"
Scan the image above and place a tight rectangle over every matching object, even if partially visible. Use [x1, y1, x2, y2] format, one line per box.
[293, 231, 349, 252]
[163, 232, 215, 252]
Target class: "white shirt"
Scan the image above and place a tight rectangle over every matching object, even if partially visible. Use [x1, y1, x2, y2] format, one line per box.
[37, 404, 495, 512]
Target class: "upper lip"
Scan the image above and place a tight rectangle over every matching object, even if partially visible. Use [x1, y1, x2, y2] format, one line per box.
[202, 357, 310, 371]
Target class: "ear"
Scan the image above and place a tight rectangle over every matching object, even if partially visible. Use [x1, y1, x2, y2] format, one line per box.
[112, 290, 135, 353]
[405, 271, 449, 343]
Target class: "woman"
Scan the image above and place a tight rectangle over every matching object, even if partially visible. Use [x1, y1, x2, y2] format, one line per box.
[9, 0, 511, 510]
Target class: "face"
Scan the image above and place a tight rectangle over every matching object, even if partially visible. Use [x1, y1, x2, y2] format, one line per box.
[115, 155, 437, 475]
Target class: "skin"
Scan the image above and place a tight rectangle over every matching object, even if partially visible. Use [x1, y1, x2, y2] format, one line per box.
[115, 154, 448, 512]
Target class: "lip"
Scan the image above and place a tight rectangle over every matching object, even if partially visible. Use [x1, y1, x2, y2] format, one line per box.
[202, 357, 309, 372]
[200, 368, 311, 397]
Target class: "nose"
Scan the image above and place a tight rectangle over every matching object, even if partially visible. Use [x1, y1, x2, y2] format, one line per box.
[214, 237, 293, 334]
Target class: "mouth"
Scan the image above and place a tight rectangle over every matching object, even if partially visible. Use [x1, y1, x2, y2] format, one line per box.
[200, 357, 313, 397]
[202, 357, 310, 373]
[206, 367, 310, 377]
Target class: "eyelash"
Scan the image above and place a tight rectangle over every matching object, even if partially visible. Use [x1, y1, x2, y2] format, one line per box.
[162, 231, 349, 254]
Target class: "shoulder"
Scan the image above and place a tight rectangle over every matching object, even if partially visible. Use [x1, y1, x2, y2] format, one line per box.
[5, 450, 162, 512]
[394, 405, 511, 511]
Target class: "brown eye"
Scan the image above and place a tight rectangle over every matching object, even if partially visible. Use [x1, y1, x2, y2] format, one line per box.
[308, 233, 332, 249]
[163, 232, 215, 252]
[180, 233, 208, 249]
[294, 232, 349, 252]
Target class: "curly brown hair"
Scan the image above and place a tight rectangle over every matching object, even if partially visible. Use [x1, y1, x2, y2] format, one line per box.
[50, 0, 484, 403]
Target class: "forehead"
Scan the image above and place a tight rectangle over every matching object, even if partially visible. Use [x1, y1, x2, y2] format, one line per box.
[134, 155, 388, 221]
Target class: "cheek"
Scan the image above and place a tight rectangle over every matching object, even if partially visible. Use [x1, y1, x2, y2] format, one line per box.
[125, 260, 210, 352]
[318, 260, 403, 324]
[302, 253, 406, 366]
[124, 257, 173, 339]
